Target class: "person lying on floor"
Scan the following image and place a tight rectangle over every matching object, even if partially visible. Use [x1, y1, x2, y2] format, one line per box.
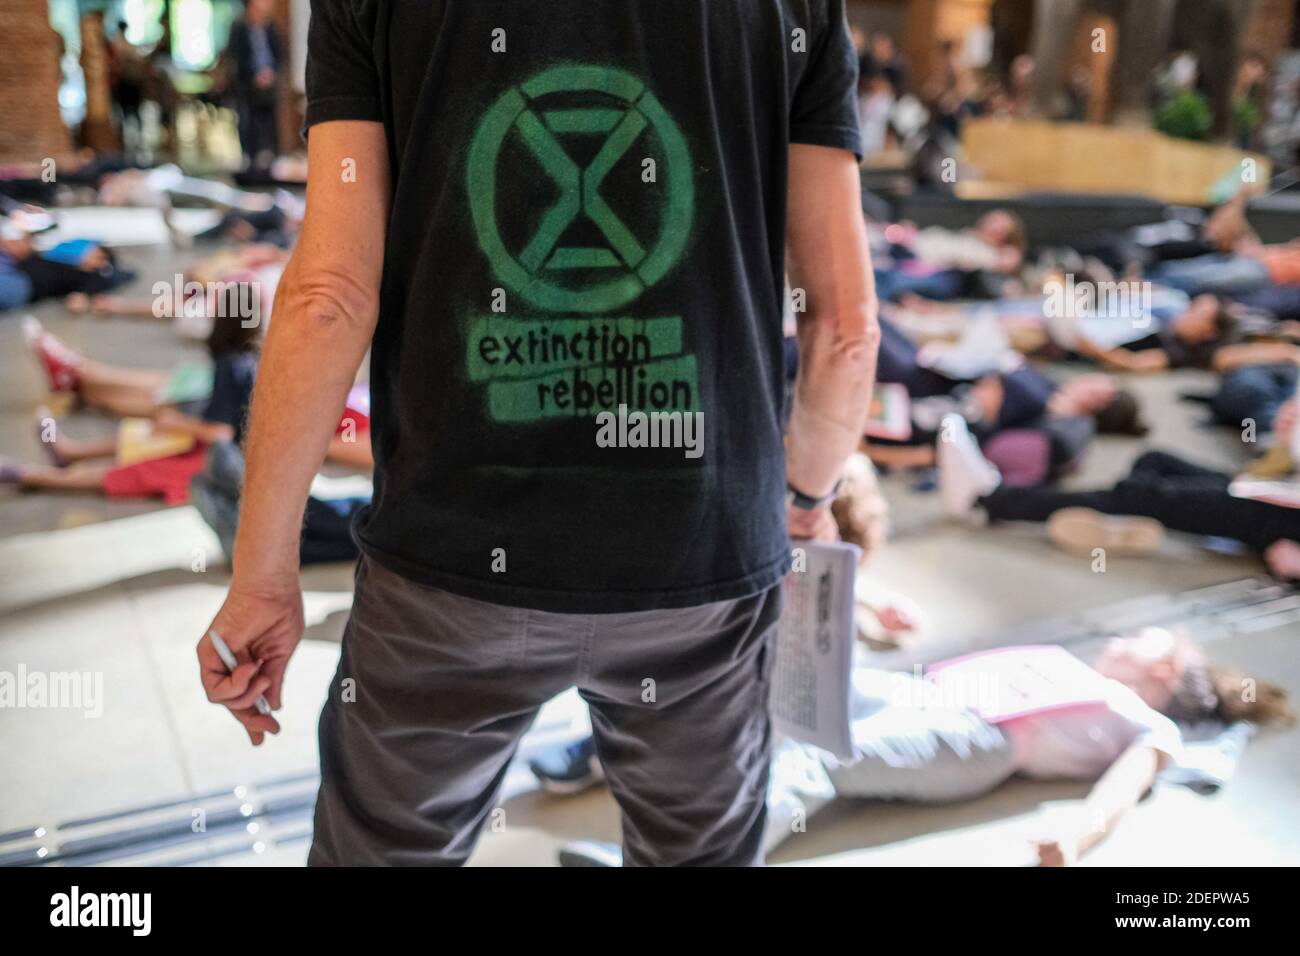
[97, 164, 286, 216]
[871, 210, 1028, 276]
[63, 242, 290, 339]
[868, 210, 1028, 303]
[1070, 294, 1300, 378]
[872, 370, 1149, 479]
[193, 196, 303, 248]
[846, 318, 1148, 479]
[0, 149, 153, 206]
[1069, 293, 1242, 374]
[1, 312, 261, 502]
[0, 194, 55, 235]
[0, 219, 133, 310]
[884, 263, 1292, 377]
[1069, 213, 1223, 277]
[540, 628, 1291, 868]
[3, 315, 371, 499]
[936, 405, 1300, 581]
[537, 454, 1294, 868]
[1146, 193, 1300, 300]
[1064, 193, 1283, 278]
[17, 315, 372, 462]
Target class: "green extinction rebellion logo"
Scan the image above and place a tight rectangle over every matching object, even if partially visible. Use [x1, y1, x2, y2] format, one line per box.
[466, 64, 699, 424]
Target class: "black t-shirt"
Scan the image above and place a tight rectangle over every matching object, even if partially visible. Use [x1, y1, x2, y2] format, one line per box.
[204, 352, 259, 444]
[305, 0, 861, 612]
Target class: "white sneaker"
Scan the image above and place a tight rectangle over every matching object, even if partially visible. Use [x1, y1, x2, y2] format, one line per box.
[937, 414, 1001, 519]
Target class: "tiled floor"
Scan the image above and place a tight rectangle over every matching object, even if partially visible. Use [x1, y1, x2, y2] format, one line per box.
[1, 239, 1297, 866]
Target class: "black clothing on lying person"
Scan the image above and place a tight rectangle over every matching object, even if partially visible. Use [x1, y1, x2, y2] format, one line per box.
[15, 251, 134, 302]
[982, 451, 1300, 553]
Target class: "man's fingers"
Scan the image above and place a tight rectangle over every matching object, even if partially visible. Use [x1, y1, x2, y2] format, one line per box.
[203, 660, 262, 703]
[226, 704, 281, 746]
[224, 676, 272, 711]
[260, 657, 288, 711]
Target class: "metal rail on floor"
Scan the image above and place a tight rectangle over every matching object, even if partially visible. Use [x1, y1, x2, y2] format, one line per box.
[0, 771, 320, 867]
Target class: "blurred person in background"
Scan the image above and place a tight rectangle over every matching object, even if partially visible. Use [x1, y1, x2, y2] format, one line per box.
[108, 20, 149, 153]
[225, 0, 284, 170]
[867, 31, 908, 98]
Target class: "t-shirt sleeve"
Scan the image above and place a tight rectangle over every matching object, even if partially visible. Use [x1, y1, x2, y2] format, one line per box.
[789, 0, 863, 159]
[304, 0, 382, 132]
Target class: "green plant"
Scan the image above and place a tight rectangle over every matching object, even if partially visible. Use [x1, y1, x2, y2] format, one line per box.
[1233, 97, 1260, 137]
[1155, 90, 1212, 141]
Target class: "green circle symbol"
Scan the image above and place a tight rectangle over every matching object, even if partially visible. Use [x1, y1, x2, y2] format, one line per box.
[467, 64, 694, 314]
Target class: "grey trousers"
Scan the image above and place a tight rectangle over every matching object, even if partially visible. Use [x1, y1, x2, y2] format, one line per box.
[309, 557, 781, 866]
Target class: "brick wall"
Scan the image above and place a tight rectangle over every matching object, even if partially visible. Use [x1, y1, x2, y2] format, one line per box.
[0, 0, 69, 163]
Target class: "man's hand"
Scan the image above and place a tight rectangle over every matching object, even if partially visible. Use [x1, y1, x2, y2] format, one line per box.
[197, 578, 304, 745]
[788, 504, 839, 542]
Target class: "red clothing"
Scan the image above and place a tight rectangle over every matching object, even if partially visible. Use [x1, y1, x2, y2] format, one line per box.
[103, 446, 208, 505]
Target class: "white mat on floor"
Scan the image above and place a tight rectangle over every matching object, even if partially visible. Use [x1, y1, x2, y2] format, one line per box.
[0, 506, 221, 612]
[45, 207, 221, 247]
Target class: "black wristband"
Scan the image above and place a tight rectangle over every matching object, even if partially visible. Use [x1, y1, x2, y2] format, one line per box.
[786, 479, 840, 511]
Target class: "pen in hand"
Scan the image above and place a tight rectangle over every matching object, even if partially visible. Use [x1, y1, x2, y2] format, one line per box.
[207, 629, 273, 716]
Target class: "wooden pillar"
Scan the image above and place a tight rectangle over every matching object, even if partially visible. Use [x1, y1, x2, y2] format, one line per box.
[79, 10, 118, 151]
[902, 0, 996, 95]
[0, 0, 70, 162]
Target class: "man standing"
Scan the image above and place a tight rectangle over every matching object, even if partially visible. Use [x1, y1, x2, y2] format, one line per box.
[225, 0, 282, 170]
[198, 0, 879, 866]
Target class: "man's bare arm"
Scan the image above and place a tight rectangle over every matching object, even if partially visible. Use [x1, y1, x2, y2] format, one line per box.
[785, 144, 880, 520]
[196, 120, 389, 744]
[233, 121, 390, 584]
